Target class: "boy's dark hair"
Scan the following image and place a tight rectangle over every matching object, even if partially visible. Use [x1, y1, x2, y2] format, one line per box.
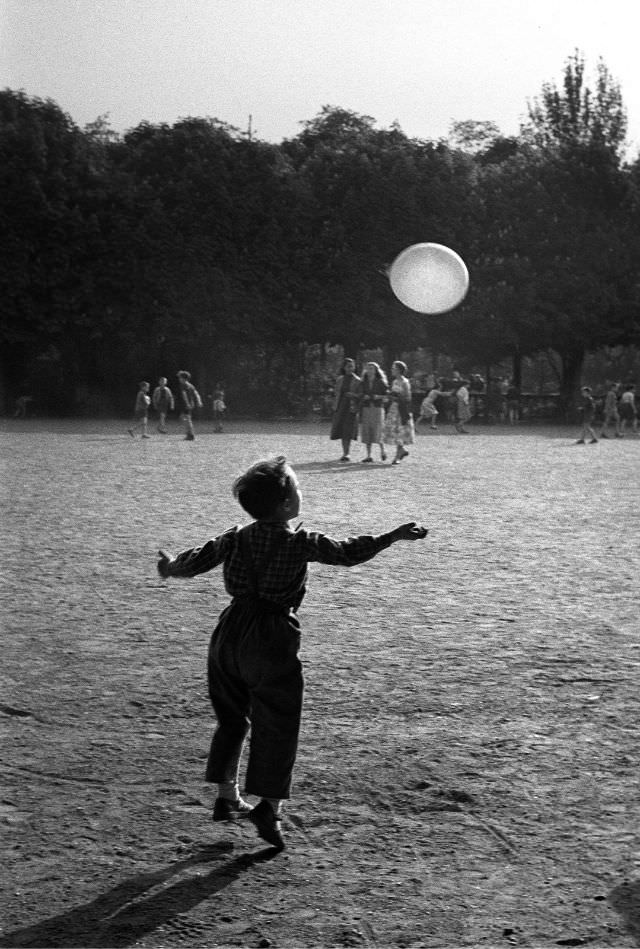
[233, 455, 291, 519]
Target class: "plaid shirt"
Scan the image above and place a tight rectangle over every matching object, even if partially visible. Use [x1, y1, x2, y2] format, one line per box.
[165, 521, 395, 610]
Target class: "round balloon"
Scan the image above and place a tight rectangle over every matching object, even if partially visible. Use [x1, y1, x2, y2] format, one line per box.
[389, 243, 469, 314]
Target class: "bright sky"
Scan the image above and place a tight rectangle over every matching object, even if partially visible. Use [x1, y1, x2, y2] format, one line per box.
[2, 0, 639, 156]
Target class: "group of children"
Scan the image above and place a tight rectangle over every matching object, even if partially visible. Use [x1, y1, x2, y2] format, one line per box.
[129, 373, 226, 440]
[415, 379, 473, 434]
[576, 382, 638, 444]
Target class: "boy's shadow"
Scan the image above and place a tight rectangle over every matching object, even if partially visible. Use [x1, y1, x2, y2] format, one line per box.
[610, 879, 640, 945]
[0, 842, 279, 948]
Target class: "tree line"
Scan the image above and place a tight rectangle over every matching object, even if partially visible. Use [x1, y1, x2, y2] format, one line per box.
[1, 52, 639, 417]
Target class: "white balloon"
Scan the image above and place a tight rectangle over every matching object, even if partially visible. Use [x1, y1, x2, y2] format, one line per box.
[389, 243, 469, 314]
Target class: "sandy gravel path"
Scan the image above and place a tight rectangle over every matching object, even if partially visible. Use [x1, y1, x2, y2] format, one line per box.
[1, 420, 639, 948]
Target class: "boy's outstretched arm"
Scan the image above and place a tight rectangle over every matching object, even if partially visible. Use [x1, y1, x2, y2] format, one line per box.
[305, 521, 428, 567]
[156, 528, 236, 579]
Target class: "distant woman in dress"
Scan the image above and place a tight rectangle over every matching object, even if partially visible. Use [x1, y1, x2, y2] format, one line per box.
[359, 361, 389, 462]
[454, 379, 472, 434]
[330, 357, 361, 461]
[383, 360, 415, 465]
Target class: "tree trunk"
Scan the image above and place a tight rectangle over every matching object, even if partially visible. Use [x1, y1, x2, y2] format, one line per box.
[559, 348, 585, 421]
[512, 351, 522, 389]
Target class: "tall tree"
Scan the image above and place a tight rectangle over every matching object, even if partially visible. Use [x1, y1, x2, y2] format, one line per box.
[504, 52, 637, 404]
[526, 51, 627, 157]
[0, 90, 123, 409]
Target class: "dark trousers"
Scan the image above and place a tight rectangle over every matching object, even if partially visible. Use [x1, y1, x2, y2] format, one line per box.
[205, 600, 304, 799]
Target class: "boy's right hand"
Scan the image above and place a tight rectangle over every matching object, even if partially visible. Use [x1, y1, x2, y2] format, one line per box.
[393, 522, 428, 541]
[157, 549, 173, 578]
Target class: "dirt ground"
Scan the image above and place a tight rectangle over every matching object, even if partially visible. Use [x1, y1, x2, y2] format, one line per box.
[1, 418, 639, 949]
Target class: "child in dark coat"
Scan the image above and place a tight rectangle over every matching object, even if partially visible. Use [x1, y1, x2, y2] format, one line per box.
[158, 455, 427, 849]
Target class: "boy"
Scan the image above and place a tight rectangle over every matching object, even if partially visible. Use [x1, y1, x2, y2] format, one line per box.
[128, 381, 151, 438]
[618, 384, 638, 437]
[576, 386, 598, 444]
[157, 455, 427, 850]
[176, 370, 203, 441]
[212, 384, 226, 433]
[152, 376, 175, 433]
[600, 383, 621, 439]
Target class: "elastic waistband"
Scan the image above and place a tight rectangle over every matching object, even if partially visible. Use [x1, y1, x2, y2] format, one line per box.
[231, 596, 292, 616]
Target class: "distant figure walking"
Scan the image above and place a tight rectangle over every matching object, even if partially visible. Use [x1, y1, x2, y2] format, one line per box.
[600, 383, 621, 439]
[576, 386, 598, 444]
[506, 380, 520, 425]
[152, 376, 175, 433]
[330, 357, 361, 461]
[358, 361, 389, 462]
[618, 384, 638, 437]
[383, 360, 415, 465]
[213, 384, 226, 433]
[454, 380, 472, 434]
[14, 394, 33, 418]
[177, 371, 203, 441]
[128, 381, 151, 438]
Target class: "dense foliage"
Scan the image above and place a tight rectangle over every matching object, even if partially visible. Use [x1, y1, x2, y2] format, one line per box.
[1, 53, 639, 416]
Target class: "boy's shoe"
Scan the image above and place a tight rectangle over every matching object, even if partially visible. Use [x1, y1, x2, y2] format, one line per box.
[212, 796, 253, 823]
[248, 800, 285, 850]
[185, 433, 195, 441]
[575, 439, 585, 444]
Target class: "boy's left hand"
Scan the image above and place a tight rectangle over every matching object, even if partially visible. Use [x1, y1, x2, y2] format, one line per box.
[157, 549, 173, 578]
[394, 522, 428, 541]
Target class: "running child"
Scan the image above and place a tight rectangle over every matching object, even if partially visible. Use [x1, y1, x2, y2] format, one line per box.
[416, 385, 451, 430]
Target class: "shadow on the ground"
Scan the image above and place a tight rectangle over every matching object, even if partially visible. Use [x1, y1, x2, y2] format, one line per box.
[293, 459, 392, 472]
[0, 843, 280, 948]
[609, 879, 640, 946]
